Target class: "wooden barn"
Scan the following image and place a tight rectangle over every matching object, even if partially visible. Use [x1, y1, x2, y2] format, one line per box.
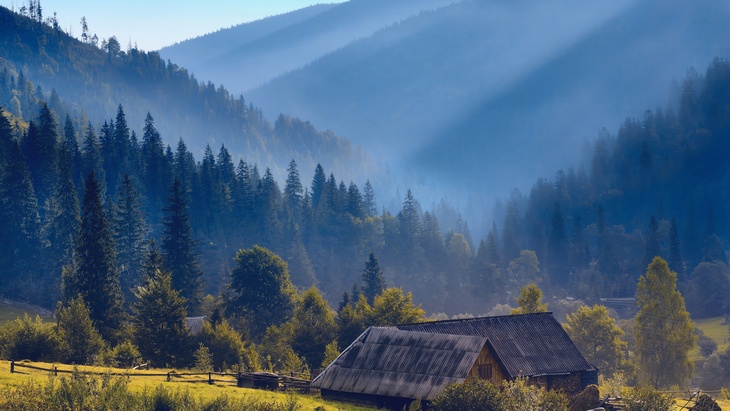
[311, 312, 597, 409]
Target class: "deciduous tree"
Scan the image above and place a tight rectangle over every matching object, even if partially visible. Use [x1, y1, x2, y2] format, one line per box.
[634, 257, 695, 388]
[564, 305, 628, 377]
[228, 246, 297, 339]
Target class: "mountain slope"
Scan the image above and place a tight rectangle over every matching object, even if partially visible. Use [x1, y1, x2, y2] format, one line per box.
[0, 6, 371, 182]
[158, 0, 459, 93]
[246, 0, 730, 196]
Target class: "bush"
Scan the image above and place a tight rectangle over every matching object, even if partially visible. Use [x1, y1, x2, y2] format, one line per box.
[432, 379, 502, 411]
[0, 314, 61, 361]
[624, 386, 674, 411]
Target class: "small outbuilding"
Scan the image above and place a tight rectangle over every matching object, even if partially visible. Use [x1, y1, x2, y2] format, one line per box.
[312, 312, 597, 409]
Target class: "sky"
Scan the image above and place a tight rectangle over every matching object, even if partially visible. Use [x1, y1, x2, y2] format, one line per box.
[0, 0, 347, 51]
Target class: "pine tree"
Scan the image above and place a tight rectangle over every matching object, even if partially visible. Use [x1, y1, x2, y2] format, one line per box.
[346, 182, 363, 218]
[142, 240, 164, 281]
[81, 123, 106, 200]
[56, 297, 104, 365]
[113, 174, 149, 305]
[62, 115, 83, 190]
[635, 257, 695, 388]
[21, 103, 58, 206]
[64, 171, 125, 342]
[133, 269, 189, 367]
[311, 164, 326, 211]
[548, 203, 569, 286]
[284, 159, 303, 221]
[162, 177, 203, 312]
[43, 146, 80, 302]
[0, 140, 41, 294]
[642, 215, 661, 269]
[141, 112, 167, 225]
[362, 179, 376, 217]
[361, 253, 386, 305]
[668, 217, 684, 281]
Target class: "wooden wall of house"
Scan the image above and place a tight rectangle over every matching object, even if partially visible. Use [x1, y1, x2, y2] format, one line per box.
[467, 345, 506, 384]
[548, 373, 583, 396]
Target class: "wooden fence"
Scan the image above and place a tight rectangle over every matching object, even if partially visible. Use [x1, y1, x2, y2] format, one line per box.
[9, 361, 312, 392]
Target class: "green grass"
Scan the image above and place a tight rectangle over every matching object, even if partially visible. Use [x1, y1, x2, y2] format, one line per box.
[693, 316, 730, 360]
[0, 360, 376, 411]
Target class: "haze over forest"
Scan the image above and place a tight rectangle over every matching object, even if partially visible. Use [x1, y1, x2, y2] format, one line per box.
[2, 0, 730, 322]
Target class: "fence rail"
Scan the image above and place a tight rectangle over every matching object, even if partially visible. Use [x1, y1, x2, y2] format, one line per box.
[9, 361, 311, 391]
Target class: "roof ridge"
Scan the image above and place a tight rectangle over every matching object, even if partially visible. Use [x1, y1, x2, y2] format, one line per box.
[396, 311, 555, 328]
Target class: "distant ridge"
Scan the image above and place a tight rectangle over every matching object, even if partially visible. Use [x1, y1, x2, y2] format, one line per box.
[159, 0, 459, 93]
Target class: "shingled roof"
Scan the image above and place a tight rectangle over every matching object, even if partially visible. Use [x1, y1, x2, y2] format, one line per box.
[311, 327, 488, 400]
[396, 312, 596, 379]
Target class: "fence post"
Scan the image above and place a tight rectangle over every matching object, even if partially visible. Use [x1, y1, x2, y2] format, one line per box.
[54, 366, 58, 376]
[208, 372, 213, 385]
[167, 372, 171, 382]
[10, 360, 14, 373]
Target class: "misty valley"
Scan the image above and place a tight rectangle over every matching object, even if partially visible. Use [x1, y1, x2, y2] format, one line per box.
[1, 0, 730, 409]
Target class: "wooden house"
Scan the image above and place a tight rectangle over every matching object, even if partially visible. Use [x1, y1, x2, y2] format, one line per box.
[311, 312, 597, 409]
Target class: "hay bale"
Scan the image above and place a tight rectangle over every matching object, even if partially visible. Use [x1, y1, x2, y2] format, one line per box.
[569, 384, 601, 411]
[692, 393, 721, 411]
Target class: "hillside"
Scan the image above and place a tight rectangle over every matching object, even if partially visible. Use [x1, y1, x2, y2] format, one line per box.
[245, 0, 730, 199]
[158, 0, 458, 93]
[0, 5, 371, 182]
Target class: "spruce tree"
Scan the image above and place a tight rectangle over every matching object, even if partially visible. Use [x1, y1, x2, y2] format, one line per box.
[642, 215, 661, 269]
[311, 164, 326, 211]
[133, 269, 189, 367]
[113, 174, 149, 305]
[363, 179, 376, 217]
[284, 159, 303, 221]
[0, 140, 41, 294]
[43, 147, 80, 303]
[361, 253, 386, 305]
[162, 177, 203, 312]
[65, 171, 125, 342]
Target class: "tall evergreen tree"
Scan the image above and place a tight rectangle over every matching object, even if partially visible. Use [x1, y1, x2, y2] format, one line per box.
[162, 177, 203, 312]
[141, 112, 167, 225]
[642, 215, 661, 269]
[43, 146, 80, 303]
[361, 253, 386, 305]
[548, 203, 569, 286]
[668, 217, 684, 281]
[284, 159, 303, 221]
[133, 269, 189, 367]
[81, 122, 106, 199]
[0, 140, 41, 295]
[362, 179, 376, 217]
[113, 174, 149, 305]
[64, 171, 125, 342]
[62, 115, 83, 190]
[21, 103, 58, 206]
[311, 164, 326, 211]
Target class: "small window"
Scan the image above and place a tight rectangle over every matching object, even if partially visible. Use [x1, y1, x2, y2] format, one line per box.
[477, 364, 492, 380]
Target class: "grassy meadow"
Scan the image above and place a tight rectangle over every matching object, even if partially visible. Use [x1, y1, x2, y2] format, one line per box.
[0, 360, 375, 410]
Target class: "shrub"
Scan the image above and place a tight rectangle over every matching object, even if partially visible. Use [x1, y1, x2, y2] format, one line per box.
[432, 379, 502, 411]
[624, 386, 674, 411]
[0, 314, 61, 361]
